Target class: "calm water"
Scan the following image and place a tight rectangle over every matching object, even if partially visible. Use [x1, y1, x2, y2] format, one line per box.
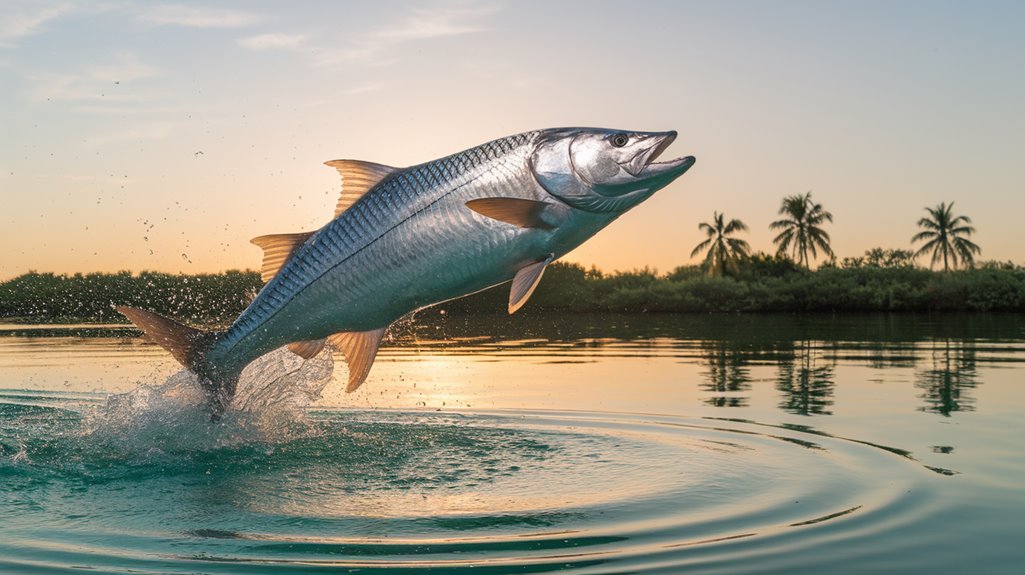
[1, 313, 1024, 574]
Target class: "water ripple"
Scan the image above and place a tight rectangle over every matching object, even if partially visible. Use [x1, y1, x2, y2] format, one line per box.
[0, 392, 941, 574]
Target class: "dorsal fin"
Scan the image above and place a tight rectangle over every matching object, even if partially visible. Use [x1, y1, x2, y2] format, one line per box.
[324, 159, 399, 217]
[327, 327, 387, 392]
[509, 254, 554, 314]
[250, 232, 315, 282]
[287, 339, 326, 359]
[466, 198, 555, 229]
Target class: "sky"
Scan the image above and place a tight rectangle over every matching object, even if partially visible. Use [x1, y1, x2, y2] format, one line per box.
[2, 0, 1024, 279]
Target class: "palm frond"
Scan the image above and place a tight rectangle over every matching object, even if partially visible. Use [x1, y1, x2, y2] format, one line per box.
[914, 237, 940, 258]
[773, 230, 793, 251]
[954, 236, 981, 254]
[911, 230, 937, 243]
[726, 237, 751, 254]
[769, 218, 796, 230]
[724, 219, 748, 234]
[690, 238, 712, 258]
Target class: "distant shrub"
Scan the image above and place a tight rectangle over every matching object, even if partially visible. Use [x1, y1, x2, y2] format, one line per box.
[0, 270, 260, 324]
[5, 260, 1025, 322]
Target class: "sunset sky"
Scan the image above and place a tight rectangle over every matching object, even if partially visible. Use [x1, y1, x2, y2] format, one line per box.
[2, 0, 1023, 279]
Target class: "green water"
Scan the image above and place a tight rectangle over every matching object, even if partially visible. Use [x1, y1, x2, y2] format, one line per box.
[1, 313, 1023, 573]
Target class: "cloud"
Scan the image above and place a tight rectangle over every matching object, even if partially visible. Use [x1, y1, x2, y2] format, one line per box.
[371, 3, 493, 41]
[29, 53, 158, 104]
[343, 81, 384, 96]
[138, 4, 261, 28]
[238, 32, 307, 51]
[241, 1, 498, 68]
[0, 3, 72, 45]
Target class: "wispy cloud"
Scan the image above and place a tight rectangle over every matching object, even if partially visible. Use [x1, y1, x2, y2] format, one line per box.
[0, 3, 72, 45]
[319, 2, 496, 65]
[138, 4, 261, 28]
[237, 32, 307, 51]
[371, 3, 492, 41]
[343, 81, 384, 96]
[29, 53, 158, 104]
[237, 1, 497, 67]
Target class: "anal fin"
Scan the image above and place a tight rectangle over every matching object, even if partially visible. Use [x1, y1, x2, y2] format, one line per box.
[327, 327, 388, 392]
[509, 254, 554, 314]
[287, 339, 326, 359]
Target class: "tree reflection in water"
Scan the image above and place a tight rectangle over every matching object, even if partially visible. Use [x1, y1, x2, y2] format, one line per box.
[776, 340, 836, 416]
[916, 339, 978, 416]
[378, 311, 997, 419]
[699, 341, 751, 407]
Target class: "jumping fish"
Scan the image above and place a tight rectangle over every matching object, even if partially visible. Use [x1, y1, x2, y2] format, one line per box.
[118, 128, 696, 415]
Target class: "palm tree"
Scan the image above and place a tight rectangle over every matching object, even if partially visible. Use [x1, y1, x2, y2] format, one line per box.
[912, 202, 980, 272]
[690, 212, 751, 276]
[770, 192, 834, 269]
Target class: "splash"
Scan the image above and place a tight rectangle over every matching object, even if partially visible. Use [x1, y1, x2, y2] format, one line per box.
[82, 347, 336, 453]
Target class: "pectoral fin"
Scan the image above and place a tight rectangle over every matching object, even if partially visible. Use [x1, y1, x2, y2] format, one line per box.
[287, 339, 326, 359]
[324, 159, 399, 217]
[509, 254, 554, 314]
[251, 232, 315, 282]
[328, 327, 388, 392]
[466, 198, 555, 230]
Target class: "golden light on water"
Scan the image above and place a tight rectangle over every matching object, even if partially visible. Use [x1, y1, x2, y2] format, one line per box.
[327, 342, 706, 414]
[5, 316, 1025, 572]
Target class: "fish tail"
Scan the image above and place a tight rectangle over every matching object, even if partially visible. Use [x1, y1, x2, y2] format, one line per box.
[116, 306, 237, 418]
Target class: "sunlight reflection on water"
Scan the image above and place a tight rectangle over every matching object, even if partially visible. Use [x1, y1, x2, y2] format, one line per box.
[1, 313, 1024, 573]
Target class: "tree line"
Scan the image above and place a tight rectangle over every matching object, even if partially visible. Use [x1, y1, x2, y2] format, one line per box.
[0, 270, 259, 324]
[694, 193, 981, 274]
[1, 195, 1017, 323]
[3, 256, 1025, 324]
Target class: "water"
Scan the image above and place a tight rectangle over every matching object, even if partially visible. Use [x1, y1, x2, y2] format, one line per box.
[1, 313, 1023, 573]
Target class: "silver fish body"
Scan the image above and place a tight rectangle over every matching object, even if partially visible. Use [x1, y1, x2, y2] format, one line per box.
[211, 131, 549, 372]
[118, 127, 695, 413]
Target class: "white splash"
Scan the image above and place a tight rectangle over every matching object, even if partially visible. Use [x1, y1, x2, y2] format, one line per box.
[83, 347, 336, 452]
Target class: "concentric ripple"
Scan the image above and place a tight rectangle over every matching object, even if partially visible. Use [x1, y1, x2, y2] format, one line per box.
[0, 392, 940, 574]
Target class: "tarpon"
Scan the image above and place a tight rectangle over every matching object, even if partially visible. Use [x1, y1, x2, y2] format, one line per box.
[118, 128, 696, 415]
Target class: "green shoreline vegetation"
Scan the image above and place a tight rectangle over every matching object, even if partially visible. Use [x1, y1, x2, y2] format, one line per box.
[3, 254, 1025, 324]
[3, 197, 1018, 324]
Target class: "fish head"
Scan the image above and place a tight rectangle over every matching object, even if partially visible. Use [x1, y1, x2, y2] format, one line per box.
[531, 128, 695, 213]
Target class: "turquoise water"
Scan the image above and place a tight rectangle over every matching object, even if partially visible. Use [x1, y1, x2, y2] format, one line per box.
[1, 314, 1023, 573]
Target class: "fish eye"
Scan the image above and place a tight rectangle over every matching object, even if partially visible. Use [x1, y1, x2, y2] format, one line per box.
[610, 134, 629, 148]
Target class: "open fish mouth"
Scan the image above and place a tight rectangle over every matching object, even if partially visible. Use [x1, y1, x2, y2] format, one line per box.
[624, 131, 696, 179]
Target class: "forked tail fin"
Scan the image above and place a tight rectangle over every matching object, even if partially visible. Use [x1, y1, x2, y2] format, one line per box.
[116, 306, 236, 416]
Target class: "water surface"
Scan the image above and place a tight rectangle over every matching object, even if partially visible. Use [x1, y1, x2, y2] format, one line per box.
[1, 313, 1023, 573]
